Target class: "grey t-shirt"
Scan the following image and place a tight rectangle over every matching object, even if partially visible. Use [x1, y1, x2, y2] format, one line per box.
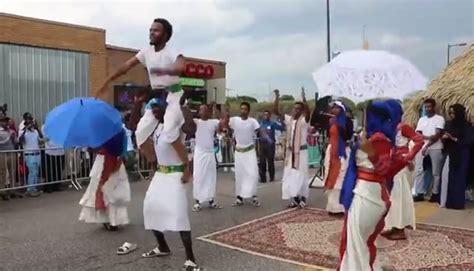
[0, 128, 14, 150]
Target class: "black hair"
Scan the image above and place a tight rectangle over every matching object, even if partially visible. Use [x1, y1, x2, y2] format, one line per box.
[153, 18, 173, 42]
[23, 112, 32, 120]
[240, 102, 251, 111]
[294, 101, 304, 107]
[450, 103, 466, 122]
[263, 109, 271, 114]
[424, 98, 436, 107]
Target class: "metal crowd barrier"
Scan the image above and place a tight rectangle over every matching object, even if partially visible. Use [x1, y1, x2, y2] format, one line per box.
[0, 147, 82, 193]
[0, 135, 327, 194]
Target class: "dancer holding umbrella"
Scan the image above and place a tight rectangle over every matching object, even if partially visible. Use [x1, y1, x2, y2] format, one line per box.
[44, 98, 131, 231]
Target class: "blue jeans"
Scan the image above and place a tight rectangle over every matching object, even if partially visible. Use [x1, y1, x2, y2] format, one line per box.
[25, 154, 41, 192]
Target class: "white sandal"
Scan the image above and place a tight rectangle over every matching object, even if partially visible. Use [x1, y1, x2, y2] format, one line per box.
[209, 202, 222, 209]
[141, 247, 171, 258]
[192, 203, 202, 212]
[117, 242, 138, 255]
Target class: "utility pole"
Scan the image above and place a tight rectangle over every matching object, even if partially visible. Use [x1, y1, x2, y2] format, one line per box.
[326, 0, 331, 62]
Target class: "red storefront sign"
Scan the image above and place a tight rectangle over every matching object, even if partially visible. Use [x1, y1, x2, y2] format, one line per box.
[184, 63, 214, 78]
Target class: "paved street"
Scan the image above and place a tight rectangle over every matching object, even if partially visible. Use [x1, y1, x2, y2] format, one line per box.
[1, 165, 473, 271]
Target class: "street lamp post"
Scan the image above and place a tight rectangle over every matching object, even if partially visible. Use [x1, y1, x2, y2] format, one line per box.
[326, 0, 331, 63]
[447, 43, 467, 65]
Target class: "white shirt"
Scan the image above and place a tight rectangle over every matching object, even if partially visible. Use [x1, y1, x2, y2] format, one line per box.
[135, 45, 181, 88]
[18, 121, 25, 132]
[123, 125, 134, 152]
[194, 119, 219, 152]
[285, 115, 309, 148]
[42, 125, 64, 156]
[22, 129, 40, 153]
[153, 101, 186, 166]
[153, 124, 186, 166]
[229, 117, 260, 148]
[416, 114, 445, 150]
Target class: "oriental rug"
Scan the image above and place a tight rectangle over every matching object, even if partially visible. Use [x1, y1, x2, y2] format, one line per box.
[198, 208, 474, 270]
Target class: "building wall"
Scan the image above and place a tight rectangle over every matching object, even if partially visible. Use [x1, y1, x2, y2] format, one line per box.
[105, 46, 150, 103]
[0, 13, 107, 96]
[0, 44, 89, 124]
[0, 13, 227, 119]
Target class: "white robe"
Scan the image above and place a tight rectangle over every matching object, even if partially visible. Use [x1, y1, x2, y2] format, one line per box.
[193, 147, 217, 203]
[234, 148, 259, 198]
[324, 145, 350, 213]
[339, 149, 389, 271]
[385, 132, 417, 230]
[143, 171, 190, 232]
[142, 97, 190, 232]
[282, 149, 309, 199]
[384, 166, 416, 230]
[79, 154, 130, 226]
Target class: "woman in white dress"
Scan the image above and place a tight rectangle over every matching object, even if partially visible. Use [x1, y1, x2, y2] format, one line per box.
[324, 101, 350, 215]
[79, 129, 130, 231]
[382, 122, 423, 240]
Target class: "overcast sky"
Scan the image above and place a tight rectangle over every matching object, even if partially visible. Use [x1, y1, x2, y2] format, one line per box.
[1, 0, 473, 101]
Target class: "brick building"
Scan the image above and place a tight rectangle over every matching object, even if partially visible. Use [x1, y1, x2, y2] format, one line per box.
[0, 12, 226, 123]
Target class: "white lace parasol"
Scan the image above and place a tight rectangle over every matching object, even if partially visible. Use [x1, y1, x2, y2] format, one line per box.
[312, 50, 428, 102]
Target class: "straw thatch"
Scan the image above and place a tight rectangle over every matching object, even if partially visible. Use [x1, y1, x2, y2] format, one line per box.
[404, 44, 474, 126]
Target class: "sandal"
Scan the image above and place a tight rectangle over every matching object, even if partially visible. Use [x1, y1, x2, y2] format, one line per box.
[103, 223, 119, 231]
[288, 200, 298, 208]
[298, 201, 306, 209]
[232, 198, 243, 207]
[192, 203, 202, 212]
[252, 198, 261, 207]
[184, 260, 201, 271]
[117, 242, 138, 255]
[209, 202, 222, 209]
[141, 247, 171, 258]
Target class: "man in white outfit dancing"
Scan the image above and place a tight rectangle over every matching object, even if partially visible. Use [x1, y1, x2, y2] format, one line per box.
[130, 93, 201, 271]
[224, 102, 271, 207]
[273, 89, 311, 208]
[192, 104, 224, 212]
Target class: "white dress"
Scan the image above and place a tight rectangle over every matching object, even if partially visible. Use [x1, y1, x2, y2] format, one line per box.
[193, 119, 219, 203]
[281, 115, 310, 200]
[79, 154, 130, 226]
[384, 132, 416, 230]
[324, 144, 350, 213]
[143, 114, 191, 232]
[339, 149, 389, 271]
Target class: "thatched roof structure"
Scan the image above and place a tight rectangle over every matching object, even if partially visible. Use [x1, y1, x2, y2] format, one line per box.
[404, 44, 474, 126]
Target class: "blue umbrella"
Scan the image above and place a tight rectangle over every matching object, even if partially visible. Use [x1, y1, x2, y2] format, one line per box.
[44, 97, 123, 148]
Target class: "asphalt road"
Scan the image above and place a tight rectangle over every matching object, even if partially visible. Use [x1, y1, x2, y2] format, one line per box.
[0, 166, 326, 271]
[1, 166, 473, 271]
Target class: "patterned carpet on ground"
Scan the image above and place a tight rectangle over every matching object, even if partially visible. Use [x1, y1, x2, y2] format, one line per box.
[198, 208, 474, 270]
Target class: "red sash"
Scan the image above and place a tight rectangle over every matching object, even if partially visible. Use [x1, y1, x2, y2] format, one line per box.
[95, 149, 122, 210]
